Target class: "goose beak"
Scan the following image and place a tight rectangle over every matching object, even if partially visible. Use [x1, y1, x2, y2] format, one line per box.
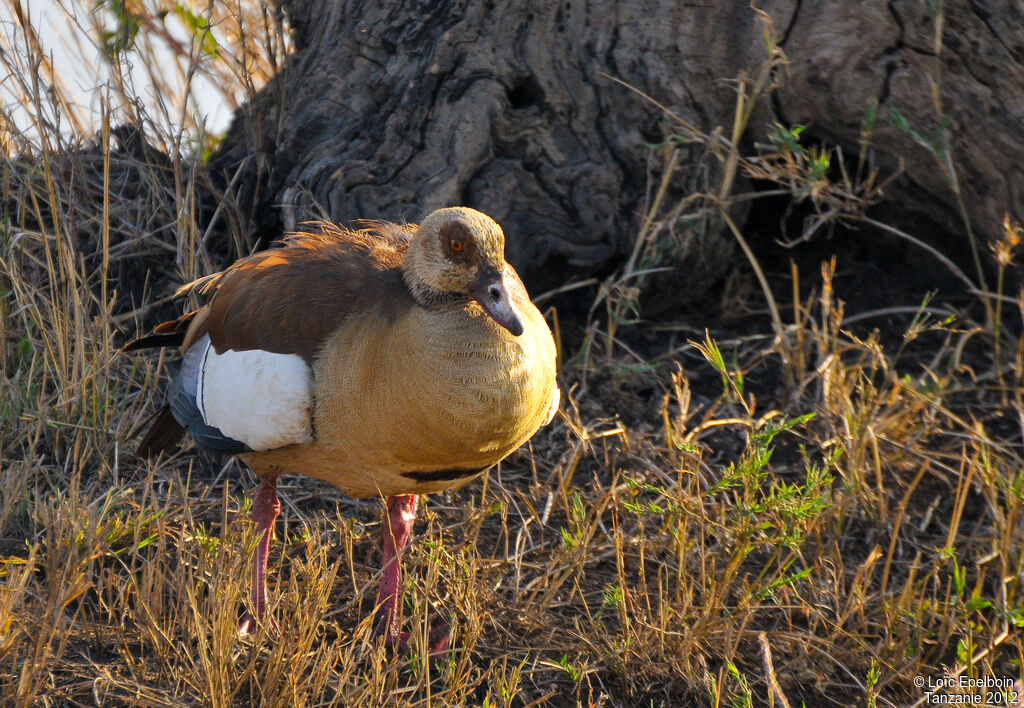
[470, 267, 524, 337]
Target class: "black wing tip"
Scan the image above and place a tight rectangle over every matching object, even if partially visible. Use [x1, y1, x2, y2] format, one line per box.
[134, 406, 187, 457]
[120, 332, 185, 354]
[120, 311, 198, 354]
[189, 424, 251, 455]
[133, 407, 251, 458]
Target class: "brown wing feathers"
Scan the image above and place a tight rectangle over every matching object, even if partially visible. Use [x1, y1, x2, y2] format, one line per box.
[194, 223, 412, 363]
[126, 221, 411, 359]
[126, 222, 414, 455]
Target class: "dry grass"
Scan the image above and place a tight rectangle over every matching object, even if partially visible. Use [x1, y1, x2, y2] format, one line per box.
[2, 3, 1023, 707]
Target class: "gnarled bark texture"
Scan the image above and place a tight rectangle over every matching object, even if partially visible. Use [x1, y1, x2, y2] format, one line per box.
[768, 0, 1024, 258]
[208, 0, 1024, 297]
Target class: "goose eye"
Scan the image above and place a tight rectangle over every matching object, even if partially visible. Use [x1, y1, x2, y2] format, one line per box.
[449, 238, 463, 252]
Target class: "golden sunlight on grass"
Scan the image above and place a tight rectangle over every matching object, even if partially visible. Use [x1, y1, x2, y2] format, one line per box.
[1, 2, 1022, 707]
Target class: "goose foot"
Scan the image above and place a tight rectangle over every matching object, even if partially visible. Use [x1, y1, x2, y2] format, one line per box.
[384, 624, 450, 657]
[237, 611, 280, 638]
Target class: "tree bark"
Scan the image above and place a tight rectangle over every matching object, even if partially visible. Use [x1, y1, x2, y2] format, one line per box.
[769, 0, 1024, 265]
[208, 0, 1024, 298]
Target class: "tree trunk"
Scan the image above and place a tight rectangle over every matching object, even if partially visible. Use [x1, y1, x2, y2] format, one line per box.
[208, 0, 1024, 298]
[769, 0, 1024, 267]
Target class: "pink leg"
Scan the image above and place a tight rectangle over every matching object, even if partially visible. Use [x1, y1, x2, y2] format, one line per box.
[238, 473, 281, 636]
[373, 495, 449, 654]
[374, 494, 419, 639]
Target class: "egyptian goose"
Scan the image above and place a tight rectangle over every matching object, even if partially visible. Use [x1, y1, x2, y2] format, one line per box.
[125, 207, 559, 649]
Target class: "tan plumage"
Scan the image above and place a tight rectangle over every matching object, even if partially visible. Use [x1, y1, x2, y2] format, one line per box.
[127, 208, 558, 645]
[130, 207, 558, 496]
[255, 282, 556, 496]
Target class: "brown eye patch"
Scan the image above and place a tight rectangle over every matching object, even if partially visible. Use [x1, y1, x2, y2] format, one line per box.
[439, 221, 480, 265]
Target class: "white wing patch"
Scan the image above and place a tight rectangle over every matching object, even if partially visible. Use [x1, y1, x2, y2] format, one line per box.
[193, 337, 313, 451]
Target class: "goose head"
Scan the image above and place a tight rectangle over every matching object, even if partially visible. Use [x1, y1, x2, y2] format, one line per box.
[404, 207, 525, 337]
